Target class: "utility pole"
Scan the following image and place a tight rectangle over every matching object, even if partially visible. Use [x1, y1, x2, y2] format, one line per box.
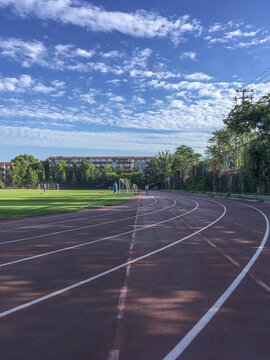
[234, 89, 253, 103]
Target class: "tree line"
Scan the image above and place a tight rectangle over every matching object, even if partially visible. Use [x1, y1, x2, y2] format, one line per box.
[2, 156, 145, 189]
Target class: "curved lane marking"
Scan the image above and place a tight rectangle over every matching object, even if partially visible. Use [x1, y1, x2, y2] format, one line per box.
[0, 200, 226, 318]
[0, 196, 177, 246]
[163, 202, 269, 360]
[0, 198, 141, 232]
[0, 201, 198, 268]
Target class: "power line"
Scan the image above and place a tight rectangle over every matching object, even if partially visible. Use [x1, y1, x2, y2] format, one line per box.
[250, 72, 270, 92]
[243, 64, 270, 89]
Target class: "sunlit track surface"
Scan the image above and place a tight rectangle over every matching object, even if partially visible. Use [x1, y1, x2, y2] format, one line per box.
[0, 192, 269, 360]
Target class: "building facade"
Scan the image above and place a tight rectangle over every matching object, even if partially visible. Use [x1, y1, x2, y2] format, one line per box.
[0, 162, 14, 180]
[49, 156, 153, 173]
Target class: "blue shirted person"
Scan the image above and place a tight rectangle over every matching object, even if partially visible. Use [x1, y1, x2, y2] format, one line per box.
[113, 182, 117, 196]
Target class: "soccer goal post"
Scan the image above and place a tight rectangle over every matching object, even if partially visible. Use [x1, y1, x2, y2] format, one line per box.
[132, 184, 138, 192]
[119, 178, 132, 193]
[38, 182, 59, 190]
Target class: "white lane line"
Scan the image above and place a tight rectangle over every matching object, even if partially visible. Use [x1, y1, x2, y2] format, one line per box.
[79, 197, 115, 209]
[0, 202, 226, 318]
[0, 199, 138, 232]
[249, 274, 270, 293]
[0, 199, 141, 233]
[163, 202, 269, 360]
[144, 197, 158, 207]
[224, 254, 239, 266]
[0, 197, 177, 246]
[207, 240, 216, 248]
[116, 286, 128, 320]
[0, 201, 198, 268]
[53, 197, 155, 223]
[107, 349, 120, 360]
[255, 280, 270, 293]
[115, 193, 141, 320]
[14, 199, 142, 229]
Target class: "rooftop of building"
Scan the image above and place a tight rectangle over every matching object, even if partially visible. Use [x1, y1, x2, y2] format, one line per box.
[49, 156, 153, 160]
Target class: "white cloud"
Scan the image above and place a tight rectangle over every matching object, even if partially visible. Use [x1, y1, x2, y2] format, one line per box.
[101, 50, 122, 58]
[75, 48, 95, 58]
[32, 83, 55, 93]
[0, 73, 64, 94]
[20, 74, 34, 87]
[225, 29, 260, 39]
[180, 51, 197, 60]
[208, 23, 223, 33]
[0, 37, 47, 67]
[108, 95, 126, 102]
[132, 96, 145, 104]
[80, 94, 96, 104]
[0, 125, 209, 154]
[206, 21, 266, 49]
[130, 69, 180, 79]
[0, 0, 203, 44]
[171, 99, 185, 108]
[183, 72, 212, 81]
[227, 35, 270, 49]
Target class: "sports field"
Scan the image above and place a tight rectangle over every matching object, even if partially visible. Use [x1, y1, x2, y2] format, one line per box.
[0, 189, 135, 220]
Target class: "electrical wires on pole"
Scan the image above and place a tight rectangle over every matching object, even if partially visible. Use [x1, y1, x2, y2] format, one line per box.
[234, 89, 253, 103]
[235, 64, 270, 102]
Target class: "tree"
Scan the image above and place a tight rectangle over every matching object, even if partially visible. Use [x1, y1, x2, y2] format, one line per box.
[55, 160, 68, 185]
[78, 160, 96, 186]
[26, 167, 39, 186]
[9, 157, 29, 186]
[171, 145, 201, 173]
[224, 96, 270, 140]
[223, 95, 270, 189]
[145, 151, 172, 187]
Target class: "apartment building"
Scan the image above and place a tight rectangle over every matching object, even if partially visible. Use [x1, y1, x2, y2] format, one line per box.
[0, 162, 13, 180]
[49, 156, 153, 173]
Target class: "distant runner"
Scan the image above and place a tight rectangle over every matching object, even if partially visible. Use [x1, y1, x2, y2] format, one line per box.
[43, 183, 47, 195]
[145, 184, 149, 193]
[113, 182, 118, 196]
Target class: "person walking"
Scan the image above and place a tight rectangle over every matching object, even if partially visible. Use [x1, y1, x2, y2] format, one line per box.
[113, 182, 118, 196]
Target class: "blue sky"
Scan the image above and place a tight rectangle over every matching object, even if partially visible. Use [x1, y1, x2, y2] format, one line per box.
[1, 0, 270, 161]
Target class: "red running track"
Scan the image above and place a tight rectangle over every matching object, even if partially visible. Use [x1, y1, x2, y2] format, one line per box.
[0, 191, 269, 360]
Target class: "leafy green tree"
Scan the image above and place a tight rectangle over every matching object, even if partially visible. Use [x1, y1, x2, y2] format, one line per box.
[103, 164, 112, 175]
[224, 96, 270, 139]
[145, 151, 172, 187]
[117, 166, 126, 174]
[127, 172, 145, 188]
[9, 157, 29, 186]
[223, 95, 270, 189]
[171, 145, 201, 173]
[55, 160, 68, 185]
[26, 167, 39, 186]
[78, 160, 96, 186]
[41, 159, 50, 180]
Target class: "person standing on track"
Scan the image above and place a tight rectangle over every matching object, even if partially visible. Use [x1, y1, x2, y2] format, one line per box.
[145, 184, 149, 193]
[113, 182, 118, 196]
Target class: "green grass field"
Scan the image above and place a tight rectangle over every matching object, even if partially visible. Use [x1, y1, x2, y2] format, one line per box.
[0, 189, 135, 220]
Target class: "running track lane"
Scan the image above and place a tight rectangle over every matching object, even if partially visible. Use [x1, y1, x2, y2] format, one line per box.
[0, 192, 269, 360]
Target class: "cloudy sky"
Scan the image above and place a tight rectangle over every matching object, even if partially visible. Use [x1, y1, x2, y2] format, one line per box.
[1, 0, 270, 161]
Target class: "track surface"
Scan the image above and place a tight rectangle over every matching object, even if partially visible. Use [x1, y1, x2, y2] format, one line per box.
[0, 191, 269, 360]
